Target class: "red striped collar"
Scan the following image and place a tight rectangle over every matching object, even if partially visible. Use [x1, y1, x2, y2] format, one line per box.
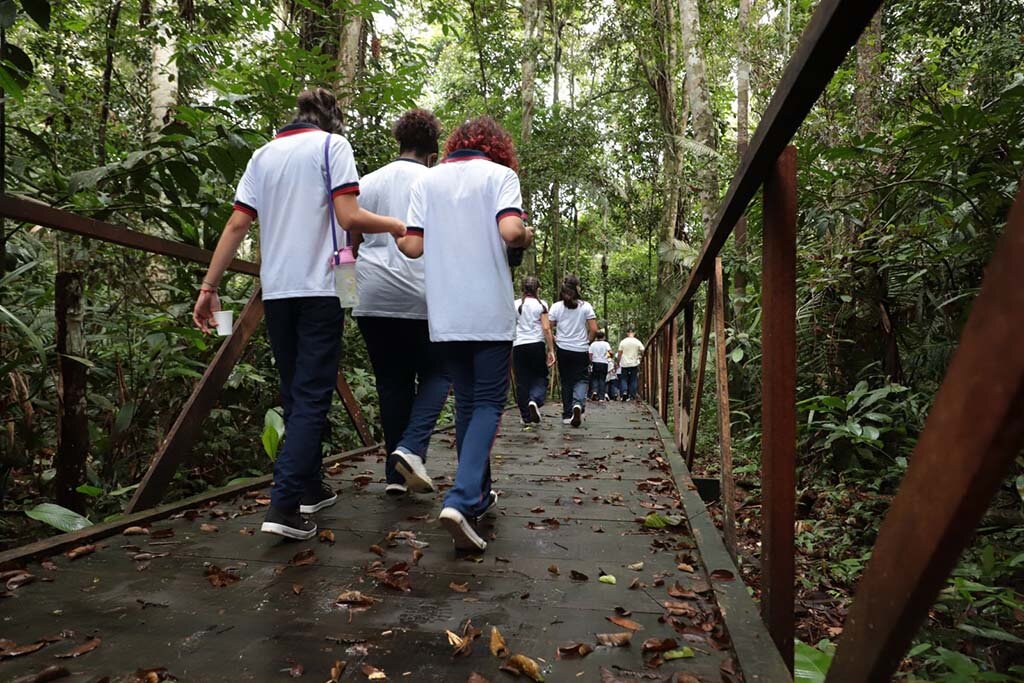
[275, 123, 321, 139]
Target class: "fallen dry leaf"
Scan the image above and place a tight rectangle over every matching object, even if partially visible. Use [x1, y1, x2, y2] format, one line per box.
[204, 565, 240, 588]
[11, 664, 70, 681]
[319, 530, 336, 545]
[292, 584, 303, 596]
[547, 565, 559, 575]
[500, 654, 544, 681]
[710, 569, 735, 581]
[606, 615, 643, 631]
[5, 572, 35, 590]
[667, 582, 697, 599]
[369, 544, 385, 557]
[467, 674, 491, 683]
[569, 570, 589, 582]
[336, 591, 377, 607]
[289, 548, 317, 566]
[287, 660, 304, 678]
[133, 666, 177, 682]
[64, 545, 95, 561]
[446, 620, 482, 658]
[676, 563, 695, 573]
[122, 526, 149, 536]
[328, 660, 347, 682]
[412, 548, 424, 566]
[199, 523, 219, 533]
[555, 642, 593, 660]
[627, 561, 644, 571]
[361, 663, 386, 680]
[595, 632, 632, 647]
[640, 637, 678, 653]
[489, 627, 508, 658]
[663, 600, 698, 617]
[55, 637, 101, 659]
[449, 581, 469, 593]
[0, 641, 47, 659]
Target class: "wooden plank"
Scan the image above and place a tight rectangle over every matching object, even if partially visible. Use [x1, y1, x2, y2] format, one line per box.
[126, 288, 265, 513]
[760, 146, 797, 672]
[827, 183, 1024, 682]
[685, 290, 713, 470]
[646, 404, 793, 683]
[680, 304, 694, 454]
[336, 370, 375, 447]
[0, 194, 260, 276]
[0, 441, 384, 568]
[712, 258, 738, 563]
[649, 0, 884, 344]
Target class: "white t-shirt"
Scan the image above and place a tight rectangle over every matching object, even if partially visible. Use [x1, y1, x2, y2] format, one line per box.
[234, 124, 359, 301]
[607, 363, 619, 380]
[354, 159, 429, 319]
[589, 340, 612, 364]
[548, 300, 597, 352]
[406, 150, 522, 342]
[618, 336, 645, 367]
[514, 297, 549, 346]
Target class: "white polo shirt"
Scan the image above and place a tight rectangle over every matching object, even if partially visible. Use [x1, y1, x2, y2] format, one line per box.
[406, 150, 523, 342]
[589, 340, 612, 364]
[548, 300, 597, 352]
[618, 336, 645, 367]
[354, 159, 429, 320]
[514, 297, 549, 346]
[233, 123, 359, 301]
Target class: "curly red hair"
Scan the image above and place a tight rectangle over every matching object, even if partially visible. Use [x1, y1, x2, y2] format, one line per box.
[443, 116, 519, 172]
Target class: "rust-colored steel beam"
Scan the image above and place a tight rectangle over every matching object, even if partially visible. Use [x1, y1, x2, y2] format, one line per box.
[670, 318, 680, 441]
[336, 370, 375, 447]
[760, 146, 797, 672]
[660, 326, 671, 422]
[0, 194, 260, 276]
[685, 291, 713, 470]
[648, 0, 884, 345]
[712, 258, 738, 563]
[827, 183, 1024, 682]
[126, 288, 265, 513]
[680, 304, 694, 454]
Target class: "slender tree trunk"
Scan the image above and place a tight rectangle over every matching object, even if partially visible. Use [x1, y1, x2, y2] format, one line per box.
[468, 0, 490, 108]
[550, 0, 563, 291]
[679, 0, 718, 235]
[855, 10, 883, 134]
[336, 0, 364, 118]
[520, 0, 541, 273]
[97, 2, 122, 165]
[148, 0, 178, 131]
[733, 0, 750, 318]
[55, 272, 89, 513]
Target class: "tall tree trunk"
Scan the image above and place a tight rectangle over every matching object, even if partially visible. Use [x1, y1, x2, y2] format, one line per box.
[520, 0, 542, 274]
[733, 0, 750, 319]
[336, 0, 364, 118]
[468, 0, 490, 108]
[550, 0, 563, 291]
[855, 10, 883, 135]
[97, 2, 122, 165]
[148, 0, 178, 131]
[55, 272, 89, 513]
[679, 0, 718, 235]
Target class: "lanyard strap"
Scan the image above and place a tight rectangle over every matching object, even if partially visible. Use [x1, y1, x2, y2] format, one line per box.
[323, 134, 341, 257]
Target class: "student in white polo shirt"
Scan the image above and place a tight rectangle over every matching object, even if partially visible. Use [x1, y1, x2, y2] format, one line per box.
[353, 109, 450, 497]
[397, 116, 533, 552]
[512, 276, 556, 425]
[192, 88, 405, 541]
[588, 330, 612, 400]
[548, 275, 598, 427]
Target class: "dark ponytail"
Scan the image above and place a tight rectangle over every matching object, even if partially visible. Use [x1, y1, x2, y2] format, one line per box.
[560, 274, 581, 310]
[519, 276, 547, 314]
[294, 88, 344, 134]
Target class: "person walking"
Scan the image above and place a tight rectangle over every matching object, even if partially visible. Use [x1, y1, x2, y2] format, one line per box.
[588, 331, 612, 401]
[513, 276, 556, 425]
[617, 328, 645, 401]
[548, 276, 598, 427]
[353, 109, 450, 497]
[193, 88, 405, 540]
[607, 360, 620, 400]
[397, 116, 532, 552]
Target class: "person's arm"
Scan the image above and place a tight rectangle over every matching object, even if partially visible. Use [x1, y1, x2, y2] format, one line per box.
[334, 194, 405, 237]
[350, 231, 364, 259]
[586, 318, 598, 343]
[397, 231, 423, 258]
[498, 214, 532, 248]
[540, 312, 556, 367]
[193, 210, 253, 333]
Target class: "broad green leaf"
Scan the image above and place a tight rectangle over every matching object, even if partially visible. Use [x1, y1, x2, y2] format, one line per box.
[1, 42, 33, 87]
[794, 640, 833, 683]
[25, 503, 93, 532]
[0, 302, 45, 360]
[663, 647, 694, 660]
[109, 483, 139, 496]
[956, 623, 1024, 645]
[644, 512, 667, 529]
[262, 424, 280, 461]
[76, 484, 103, 497]
[112, 401, 137, 438]
[730, 347, 744, 362]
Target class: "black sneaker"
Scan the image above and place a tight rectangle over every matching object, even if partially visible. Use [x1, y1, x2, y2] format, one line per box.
[478, 490, 499, 518]
[299, 481, 338, 514]
[571, 404, 583, 427]
[261, 507, 316, 540]
[528, 401, 541, 423]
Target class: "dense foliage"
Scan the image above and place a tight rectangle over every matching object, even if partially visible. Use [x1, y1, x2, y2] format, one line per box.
[0, 0, 1021, 678]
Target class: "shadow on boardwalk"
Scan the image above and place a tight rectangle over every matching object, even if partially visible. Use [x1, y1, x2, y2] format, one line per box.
[1, 402, 763, 682]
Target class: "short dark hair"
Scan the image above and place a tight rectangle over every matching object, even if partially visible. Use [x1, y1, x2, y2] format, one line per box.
[596, 330, 606, 340]
[627, 327, 636, 335]
[393, 109, 441, 156]
[294, 88, 343, 134]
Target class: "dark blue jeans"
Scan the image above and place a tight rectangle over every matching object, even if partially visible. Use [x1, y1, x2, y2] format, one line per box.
[590, 362, 608, 399]
[440, 341, 511, 517]
[621, 366, 639, 399]
[264, 297, 344, 512]
[557, 348, 590, 418]
[357, 316, 451, 484]
[512, 341, 548, 421]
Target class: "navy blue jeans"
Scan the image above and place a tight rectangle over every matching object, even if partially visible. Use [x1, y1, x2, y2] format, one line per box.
[621, 366, 639, 399]
[590, 362, 608, 399]
[512, 341, 548, 421]
[440, 341, 511, 517]
[264, 297, 344, 512]
[357, 316, 451, 484]
[557, 348, 590, 418]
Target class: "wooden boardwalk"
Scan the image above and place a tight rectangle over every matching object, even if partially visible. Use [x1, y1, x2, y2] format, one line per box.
[1, 402, 786, 682]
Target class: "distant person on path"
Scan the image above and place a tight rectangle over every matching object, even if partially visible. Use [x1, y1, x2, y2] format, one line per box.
[617, 328, 645, 400]
[607, 359, 620, 400]
[353, 109, 450, 497]
[397, 116, 532, 552]
[588, 331, 612, 401]
[192, 88, 405, 540]
[513, 276, 556, 425]
[548, 275, 598, 427]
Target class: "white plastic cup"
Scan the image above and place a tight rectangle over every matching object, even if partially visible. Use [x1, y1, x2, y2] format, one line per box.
[214, 310, 233, 336]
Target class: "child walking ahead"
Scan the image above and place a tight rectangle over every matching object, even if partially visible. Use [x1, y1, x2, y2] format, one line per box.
[548, 276, 597, 427]
[513, 276, 556, 425]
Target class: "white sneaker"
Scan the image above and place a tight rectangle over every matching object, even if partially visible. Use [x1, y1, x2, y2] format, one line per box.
[439, 507, 487, 551]
[562, 417, 573, 425]
[571, 405, 583, 427]
[385, 483, 408, 496]
[528, 401, 541, 423]
[393, 450, 436, 493]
